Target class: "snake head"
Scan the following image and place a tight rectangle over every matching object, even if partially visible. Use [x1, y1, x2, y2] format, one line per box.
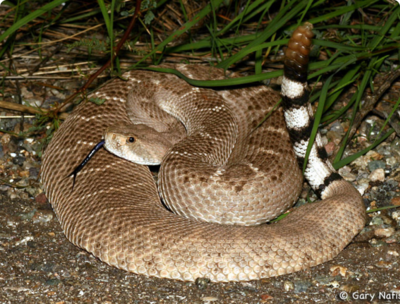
[104, 124, 174, 165]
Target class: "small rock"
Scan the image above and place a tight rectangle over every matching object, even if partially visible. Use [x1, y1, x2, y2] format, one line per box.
[392, 211, 400, 222]
[32, 210, 54, 224]
[385, 235, 399, 244]
[386, 156, 398, 166]
[18, 170, 30, 178]
[19, 209, 36, 221]
[324, 142, 335, 156]
[368, 160, 386, 172]
[294, 280, 312, 293]
[35, 193, 48, 204]
[374, 227, 395, 238]
[330, 265, 347, 277]
[283, 281, 294, 291]
[27, 241, 37, 248]
[330, 121, 344, 133]
[201, 296, 218, 302]
[326, 281, 340, 288]
[260, 294, 273, 301]
[8, 136, 20, 153]
[16, 179, 28, 187]
[370, 216, 384, 226]
[338, 166, 356, 181]
[391, 197, 400, 206]
[326, 131, 342, 145]
[368, 168, 385, 182]
[15, 236, 34, 246]
[369, 238, 387, 247]
[314, 275, 341, 286]
[375, 261, 393, 269]
[29, 167, 40, 178]
[12, 156, 26, 166]
[387, 250, 399, 256]
[45, 278, 61, 286]
[195, 277, 210, 289]
[355, 181, 369, 196]
[0, 133, 11, 145]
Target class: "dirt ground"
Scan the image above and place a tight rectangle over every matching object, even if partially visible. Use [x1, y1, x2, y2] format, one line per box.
[0, 193, 399, 304]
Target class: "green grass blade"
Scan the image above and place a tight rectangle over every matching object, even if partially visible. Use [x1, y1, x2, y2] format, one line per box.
[217, 0, 308, 70]
[131, 0, 225, 68]
[308, 0, 379, 25]
[333, 129, 395, 169]
[0, 0, 68, 43]
[303, 74, 333, 172]
[136, 67, 282, 87]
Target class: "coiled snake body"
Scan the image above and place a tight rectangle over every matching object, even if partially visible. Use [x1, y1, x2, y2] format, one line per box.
[41, 24, 366, 282]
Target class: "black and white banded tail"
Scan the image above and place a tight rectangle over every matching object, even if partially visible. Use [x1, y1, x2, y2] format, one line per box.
[281, 23, 342, 199]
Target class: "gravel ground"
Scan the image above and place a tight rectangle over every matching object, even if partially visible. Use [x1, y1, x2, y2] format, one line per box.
[0, 194, 399, 304]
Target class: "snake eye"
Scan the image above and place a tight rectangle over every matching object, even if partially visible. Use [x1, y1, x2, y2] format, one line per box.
[128, 137, 135, 143]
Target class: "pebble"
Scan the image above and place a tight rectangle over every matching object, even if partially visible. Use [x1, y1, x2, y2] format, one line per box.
[29, 167, 39, 178]
[352, 150, 383, 168]
[326, 131, 342, 145]
[330, 265, 347, 277]
[387, 250, 399, 257]
[370, 216, 384, 226]
[324, 142, 336, 156]
[356, 178, 370, 195]
[195, 277, 210, 289]
[386, 156, 398, 166]
[368, 160, 386, 172]
[392, 211, 400, 222]
[201, 297, 218, 302]
[375, 261, 393, 269]
[369, 238, 387, 247]
[338, 166, 356, 181]
[15, 236, 34, 246]
[374, 227, 395, 238]
[368, 168, 385, 182]
[293, 280, 312, 293]
[13, 155, 26, 166]
[330, 121, 344, 134]
[32, 209, 54, 224]
[35, 193, 48, 204]
[391, 197, 400, 206]
[326, 281, 340, 288]
[8, 136, 20, 153]
[260, 294, 274, 301]
[283, 281, 294, 291]
[45, 278, 61, 286]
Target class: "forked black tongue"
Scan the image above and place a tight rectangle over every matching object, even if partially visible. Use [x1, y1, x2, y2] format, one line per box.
[66, 139, 105, 191]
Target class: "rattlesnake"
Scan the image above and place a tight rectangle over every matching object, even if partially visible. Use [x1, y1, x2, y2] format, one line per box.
[41, 24, 366, 282]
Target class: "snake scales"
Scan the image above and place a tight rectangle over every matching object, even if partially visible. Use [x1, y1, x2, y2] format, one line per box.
[41, 24, 366, 282]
